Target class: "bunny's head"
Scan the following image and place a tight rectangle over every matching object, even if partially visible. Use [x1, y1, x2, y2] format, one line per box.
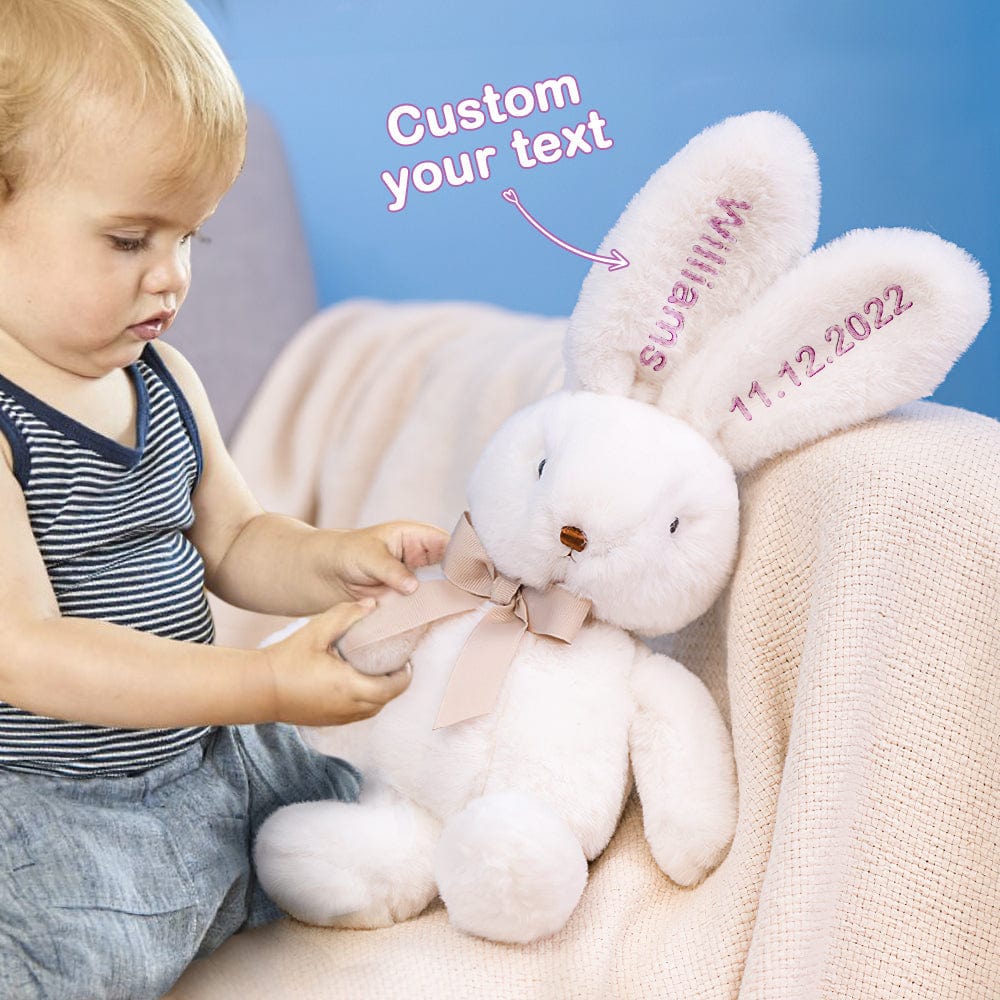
[467, 391, 739, 636]
[466, 111, 990, 637]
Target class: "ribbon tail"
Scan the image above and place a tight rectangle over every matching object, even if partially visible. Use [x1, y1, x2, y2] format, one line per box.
[433, 613, 526, 729]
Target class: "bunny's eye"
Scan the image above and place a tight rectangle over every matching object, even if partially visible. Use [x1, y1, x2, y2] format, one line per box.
[669, 517, 679, 534]
[537, 458, 547, 478]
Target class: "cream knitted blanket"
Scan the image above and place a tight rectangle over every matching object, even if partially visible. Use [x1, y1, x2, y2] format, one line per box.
[174, 300, 1000, 1000]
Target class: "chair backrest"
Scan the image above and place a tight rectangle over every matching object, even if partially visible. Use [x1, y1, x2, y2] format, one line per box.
[167, 104, 318, 442]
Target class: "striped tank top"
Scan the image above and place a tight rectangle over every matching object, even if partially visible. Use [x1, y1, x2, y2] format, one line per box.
[0, 344, 215, 777]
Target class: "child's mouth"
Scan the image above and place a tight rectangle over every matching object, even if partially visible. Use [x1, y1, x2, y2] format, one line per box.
[129, 311, 175, 340]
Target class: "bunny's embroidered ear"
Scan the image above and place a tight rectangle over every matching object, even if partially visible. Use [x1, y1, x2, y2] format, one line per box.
[675, 227, 990, 474]
[563, 111, 820, 403]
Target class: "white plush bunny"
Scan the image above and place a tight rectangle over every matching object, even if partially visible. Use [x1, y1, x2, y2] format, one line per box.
[253, 112, 989, 944]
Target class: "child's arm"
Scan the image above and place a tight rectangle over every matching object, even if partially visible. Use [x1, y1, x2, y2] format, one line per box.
[154, 342, 450, 615]
[0, 453, 409, 729]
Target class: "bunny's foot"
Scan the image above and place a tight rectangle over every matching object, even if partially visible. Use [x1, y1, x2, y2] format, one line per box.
[435, 791, 588, 944]
[253, 780, 439, 928]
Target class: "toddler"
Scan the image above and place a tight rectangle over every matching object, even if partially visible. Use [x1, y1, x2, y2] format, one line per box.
[0, 2, 448, 997]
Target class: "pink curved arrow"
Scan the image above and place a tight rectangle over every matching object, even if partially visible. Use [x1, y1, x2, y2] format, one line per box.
[501, 188, 629, 272]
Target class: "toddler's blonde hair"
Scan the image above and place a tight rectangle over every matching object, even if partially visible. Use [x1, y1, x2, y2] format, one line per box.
[0, 0, 247, 199]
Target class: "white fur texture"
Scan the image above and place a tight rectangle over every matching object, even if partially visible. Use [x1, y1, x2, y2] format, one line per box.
[468, 391, 739, 636]
[259, 111, 987, 945]
[629, 646, 738, 884]
[683, 227, 991, 472]
[269, 390, 742, 941]
[565, 111, 820, 403]
[293, 601, 736, 942]
[254, 779, 440, 928]
[435, 792, 588, 943]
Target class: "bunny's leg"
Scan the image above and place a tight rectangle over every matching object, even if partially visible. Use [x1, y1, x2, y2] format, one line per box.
[629, 645, 738, 886]
[253, 778, 440, 928]
[435, 791, 588, 944]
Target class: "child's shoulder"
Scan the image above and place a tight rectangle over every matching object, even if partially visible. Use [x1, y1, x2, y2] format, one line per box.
[149, 340, 196, 384]
[149, 342, 211, 414]
[149, 341, 222, 443]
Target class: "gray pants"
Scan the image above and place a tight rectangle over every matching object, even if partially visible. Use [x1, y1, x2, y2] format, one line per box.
[0, 724, 360, 1000]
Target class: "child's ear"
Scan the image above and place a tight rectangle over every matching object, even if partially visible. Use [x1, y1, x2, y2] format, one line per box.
[674, 227, 990, 473]
[563, 111, 820, 404]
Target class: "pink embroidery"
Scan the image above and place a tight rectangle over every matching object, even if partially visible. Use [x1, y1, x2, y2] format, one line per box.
[778, 360, 801, 386]
[640, 344, 666, 371]
[795, 345, 825, 378]
[864, 297, 892, 329]
[650, 326, 678, 347]
[748, 380, 771, 408]
[728, 283, 914, 422]
[639, 196, 752, 370]
[729, 396, 752, 421]
[885, 285, 913, 315]
[680, 269, 713, 288]
[845, 313, 871, 341]
[708, 198, 752, 241]
[684, 257, 719, 276]
[823, 324, 854, 358]
[691, 245, 726, 266]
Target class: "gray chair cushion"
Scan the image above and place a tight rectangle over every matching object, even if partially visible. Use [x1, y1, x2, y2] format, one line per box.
[167, 104, 317, 442]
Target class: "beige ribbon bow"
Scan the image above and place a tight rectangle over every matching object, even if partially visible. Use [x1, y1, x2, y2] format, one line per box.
[338, 512, 592, 729]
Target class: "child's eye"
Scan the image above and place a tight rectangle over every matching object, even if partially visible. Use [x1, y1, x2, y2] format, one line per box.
[108, 234, 149, 253]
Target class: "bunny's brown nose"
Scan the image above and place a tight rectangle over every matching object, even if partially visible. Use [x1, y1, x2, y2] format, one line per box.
[560, 525, 588, 552]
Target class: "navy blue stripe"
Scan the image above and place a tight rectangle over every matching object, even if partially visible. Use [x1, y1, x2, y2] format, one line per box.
[0, 350, 216, 777]
[0, 364, 149, 469]
[140, 343, 204, 485]
[0, 404, 31, 489]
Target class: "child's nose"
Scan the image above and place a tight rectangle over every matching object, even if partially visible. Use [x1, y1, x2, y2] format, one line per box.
[143, 246, 191, 296]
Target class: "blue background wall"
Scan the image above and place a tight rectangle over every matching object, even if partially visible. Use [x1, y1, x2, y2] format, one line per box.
[193, 0, 999, 420]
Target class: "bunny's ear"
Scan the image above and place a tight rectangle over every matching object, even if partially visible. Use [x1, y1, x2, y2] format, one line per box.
[563, 111, 820, 403]
[674, 228, 990, 474]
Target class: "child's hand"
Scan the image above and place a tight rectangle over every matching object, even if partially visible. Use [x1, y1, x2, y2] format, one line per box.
[319, 521, 450, 602]
[261, 600, 412, 726]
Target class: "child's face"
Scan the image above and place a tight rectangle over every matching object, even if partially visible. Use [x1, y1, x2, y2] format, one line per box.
[0, 101, 232, 378]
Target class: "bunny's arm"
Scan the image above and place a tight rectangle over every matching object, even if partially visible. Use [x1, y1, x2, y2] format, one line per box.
[261, 612, 429, 676]
[337, 616, 430, 677]
[628, 642, 738, 886]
